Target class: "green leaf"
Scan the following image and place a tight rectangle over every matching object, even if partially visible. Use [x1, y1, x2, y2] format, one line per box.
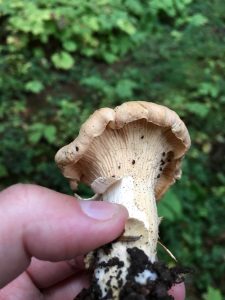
[51, 51, 74, 70]
[188, 14, 208, 26]
[62, 41, 77, 52]
[158, 190, 182, 221]
[25, 80, 44, 93]
[102, 52, 118, 63]
[116, 19, 136, 35]
[203, 286, 223, 300]
[29, 123, 44, 130]
[43, 125, 57, 143]
[185, 102, 209, 118]
[115, 79, 137, 98]
[28, 131, 42, 144]
[185, 102, 208, 118]
[0, 164, 8, 178]
[81, 76, 107, 89]
[84, 16, 99, 31]
[198, 82, 219, 98]
[125, 0, 144, 15]
[157, 203, 175, 221]
[28, 123, 44, 144]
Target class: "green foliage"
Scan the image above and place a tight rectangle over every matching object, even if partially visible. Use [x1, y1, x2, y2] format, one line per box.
[203, 286, 223, 300]
[0, 0, 225, 299]
[28, 123, 57, 144]
[25, 80, 44, 93]
[51, 51, 75, 70]
[158, 190, 183, 222]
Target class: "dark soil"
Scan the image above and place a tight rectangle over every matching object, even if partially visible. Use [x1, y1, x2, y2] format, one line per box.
[76, 247, 190, 300]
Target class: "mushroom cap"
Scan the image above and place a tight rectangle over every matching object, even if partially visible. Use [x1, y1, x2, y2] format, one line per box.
[55, 101, 191, 199]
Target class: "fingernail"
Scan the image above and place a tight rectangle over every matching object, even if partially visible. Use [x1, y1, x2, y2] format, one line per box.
[79, 201, 120, 221]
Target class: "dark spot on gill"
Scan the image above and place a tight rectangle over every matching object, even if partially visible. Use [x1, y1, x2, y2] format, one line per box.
[76, 146, 79, 151]
[141, 135, 144, 139]
[132, 160, 135, 165]
[167, 151, 174, 161]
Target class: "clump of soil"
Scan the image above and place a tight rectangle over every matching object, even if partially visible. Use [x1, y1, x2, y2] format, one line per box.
[76, 247, 190, 300]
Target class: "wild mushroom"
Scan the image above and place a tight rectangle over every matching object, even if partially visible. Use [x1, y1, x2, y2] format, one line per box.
[55, 101, 191, 299]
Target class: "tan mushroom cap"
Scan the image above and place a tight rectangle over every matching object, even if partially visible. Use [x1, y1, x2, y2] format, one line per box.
[55, 101, 191, 199]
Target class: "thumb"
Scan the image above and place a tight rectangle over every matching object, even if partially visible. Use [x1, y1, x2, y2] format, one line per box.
[0, 184, 128, 288]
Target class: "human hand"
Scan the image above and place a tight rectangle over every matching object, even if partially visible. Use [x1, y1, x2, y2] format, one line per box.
[0, 184, 185, 300]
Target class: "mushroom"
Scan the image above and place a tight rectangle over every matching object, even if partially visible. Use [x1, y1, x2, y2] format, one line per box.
[55, 101, 191, 299]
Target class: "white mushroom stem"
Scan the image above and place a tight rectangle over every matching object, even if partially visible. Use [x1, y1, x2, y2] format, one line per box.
[85, 176, 160, 299]
[103, 176, 159, 262]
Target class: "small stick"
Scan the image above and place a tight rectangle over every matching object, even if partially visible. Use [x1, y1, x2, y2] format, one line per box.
[158, 240, 177, 262]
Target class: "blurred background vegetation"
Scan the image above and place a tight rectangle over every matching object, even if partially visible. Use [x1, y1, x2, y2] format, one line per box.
[0, 0, 224, 299]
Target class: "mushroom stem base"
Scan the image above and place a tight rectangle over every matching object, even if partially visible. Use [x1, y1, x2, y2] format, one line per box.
[77, 246, 189, 300]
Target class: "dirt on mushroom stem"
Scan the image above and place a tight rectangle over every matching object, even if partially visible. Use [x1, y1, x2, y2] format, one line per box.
[77, 245, 190, 300]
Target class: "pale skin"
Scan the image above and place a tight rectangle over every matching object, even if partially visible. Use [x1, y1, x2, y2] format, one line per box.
[0, 184, 185, 300]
